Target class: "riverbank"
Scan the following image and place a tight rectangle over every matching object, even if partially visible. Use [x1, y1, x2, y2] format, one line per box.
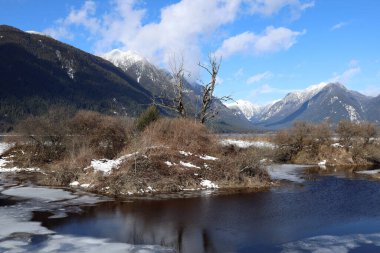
[2, 160, 380, 252]
[0, 117, 273, 197]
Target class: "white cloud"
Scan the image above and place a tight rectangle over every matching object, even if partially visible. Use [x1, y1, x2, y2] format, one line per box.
[245, 0, 314, 18]
[246, 71, 272, 84]
[44, 0, 312, 76]
[45, 1, 100, 39]
[329, 60, 361, 84]
[330, 21, 348, 31]
[46, 0, 241, 77]
[215, 26, 305, 58]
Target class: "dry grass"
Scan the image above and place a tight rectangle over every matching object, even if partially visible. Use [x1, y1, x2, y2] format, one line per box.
[5, 113, 272, 196]
[134, 118, 218, 155]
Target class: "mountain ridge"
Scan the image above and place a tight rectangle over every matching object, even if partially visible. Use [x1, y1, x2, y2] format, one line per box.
[227, 82, 379, 129]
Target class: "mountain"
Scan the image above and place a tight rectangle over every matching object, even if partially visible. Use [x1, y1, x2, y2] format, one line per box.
[101, 49, 254, 132]
[226, 100, 270, 123]
[0, 25, 253, 132]
[229, 82, 378, 129]
[366, 94, 380, 124]
[0, 25, 156, 131]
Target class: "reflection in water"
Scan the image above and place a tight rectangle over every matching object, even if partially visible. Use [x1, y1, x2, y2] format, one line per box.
[34, 166, 380, 253]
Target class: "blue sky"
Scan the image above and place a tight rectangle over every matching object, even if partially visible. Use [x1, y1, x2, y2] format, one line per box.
[1, 0, 380, 105]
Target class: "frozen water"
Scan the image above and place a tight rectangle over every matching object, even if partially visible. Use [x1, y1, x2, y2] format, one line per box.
[267, 164, 311, 183]
[2, 186, 76, 201]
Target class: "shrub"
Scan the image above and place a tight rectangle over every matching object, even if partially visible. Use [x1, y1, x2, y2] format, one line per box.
[136, 105, 159, 131]
[273, 121, 332, 163]
[138, 117, 217, 154]
[10, 108, 71, 164]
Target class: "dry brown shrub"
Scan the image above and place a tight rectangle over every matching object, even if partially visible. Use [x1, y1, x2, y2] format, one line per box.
[138, 118, 218, 154]
[273, 121, 332, 163]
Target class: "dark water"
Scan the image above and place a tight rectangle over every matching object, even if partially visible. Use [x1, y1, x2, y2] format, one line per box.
[31, 168, 380, 253]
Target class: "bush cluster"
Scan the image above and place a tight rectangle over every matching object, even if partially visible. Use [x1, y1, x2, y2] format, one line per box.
[273, 120, 379, 164]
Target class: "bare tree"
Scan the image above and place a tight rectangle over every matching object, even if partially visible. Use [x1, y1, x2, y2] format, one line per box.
[154, 54, 186, 118]
[198, 55, 232, 124]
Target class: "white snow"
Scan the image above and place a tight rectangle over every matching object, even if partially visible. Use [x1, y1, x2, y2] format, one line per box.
[355, 169, 380, 175]
[180, 161, 200, 169]
[318, 160, 327, 169]
[0, 143, 41, 173]
[331, 143, 343, 148]
[80, 183, 91, 188]
[199, 155, 218, 160]
[165, 161, 174, 166]
[0, 142, 12, 154]
[0, 167, 40, 173]
[343, 104, 360, 122]
[260, 82, 327, 121]
[90, 152, 138, 174]
[221, 139, 276, 149]
[225, 99, 266, 120]
[267, 164, 311, 183]
[26, 30, 48, 36]
[200, 179, 219, 189]
[101, 49, 149, 70]
[179, 150, 193, 156]
[2, 186, 76, 201]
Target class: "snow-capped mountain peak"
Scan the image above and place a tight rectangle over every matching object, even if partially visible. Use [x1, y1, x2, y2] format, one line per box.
[226, 100, 266, 120]
[284, 82, 327, 103]
[101, 49, 149, 70]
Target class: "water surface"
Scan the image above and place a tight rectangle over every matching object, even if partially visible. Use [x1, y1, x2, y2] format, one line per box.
[29, 166, 380, 253]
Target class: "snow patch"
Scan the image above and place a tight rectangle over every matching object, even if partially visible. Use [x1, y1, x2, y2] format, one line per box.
[343, 104, 360, 122]
[26, 30, 48, 36]
[199, 155, 218, 161]
[165, 161, 174, 167]
[221, 139, 276, 149]
[318, 160, 327, 169]
[331, 143, 343, 148]
[90, 152, 138, 174]
[179, 151, 192, 156]
[0, 167, 40, 173]
[200, 179, 219, 189]
[180, 161, 200, 169]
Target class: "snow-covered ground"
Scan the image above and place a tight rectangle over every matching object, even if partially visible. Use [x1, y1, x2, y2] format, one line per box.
[90, 152, 138, 174]
[220, 139, 276, 149]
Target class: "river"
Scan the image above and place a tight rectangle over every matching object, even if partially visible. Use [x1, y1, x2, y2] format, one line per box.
[1, 162, 380, 252]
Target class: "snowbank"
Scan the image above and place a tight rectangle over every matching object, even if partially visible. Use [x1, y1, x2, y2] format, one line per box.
[221, 139, 276, 149]
[200, 179, 219, 189]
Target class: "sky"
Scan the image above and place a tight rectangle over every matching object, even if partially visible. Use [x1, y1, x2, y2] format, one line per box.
[1, 0, 380, 105]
